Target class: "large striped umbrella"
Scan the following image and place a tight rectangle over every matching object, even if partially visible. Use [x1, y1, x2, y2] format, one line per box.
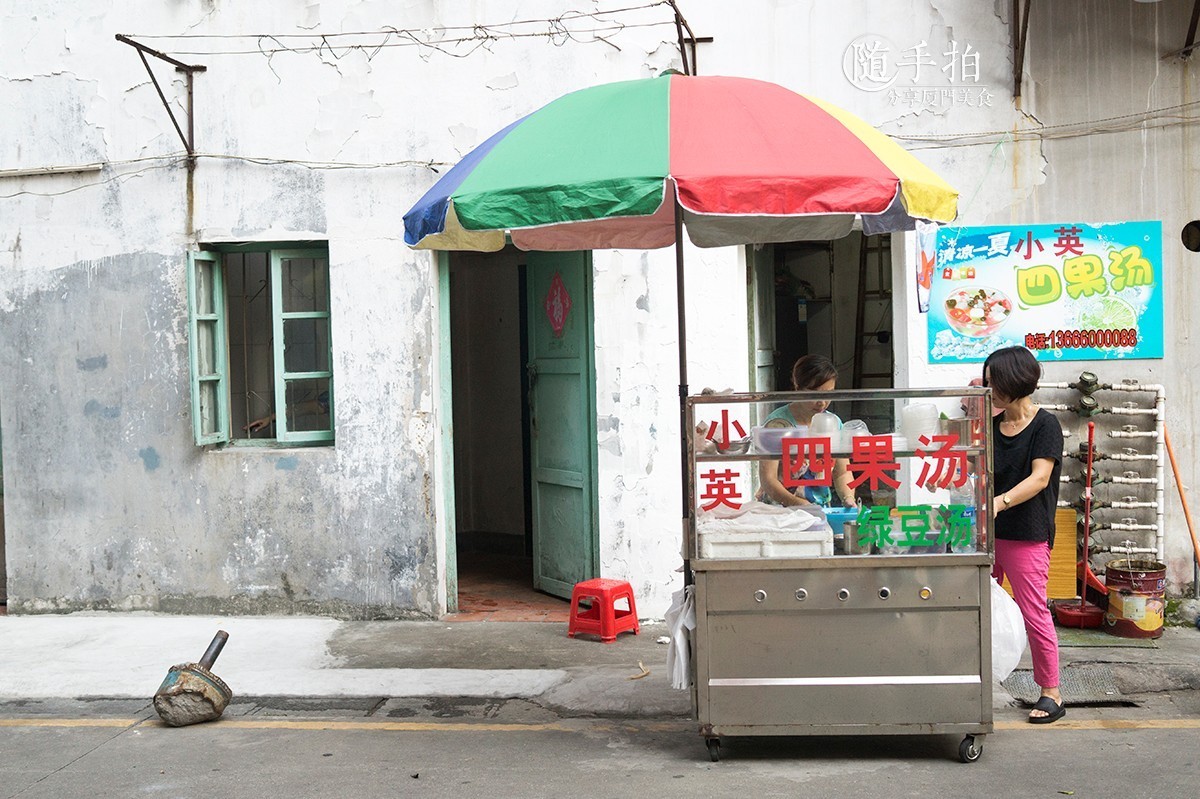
[404, 73, 957, 252]
[403, 73, 957, 530]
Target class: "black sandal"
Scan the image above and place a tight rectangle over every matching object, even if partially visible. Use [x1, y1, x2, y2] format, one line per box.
[1028, 695, 1066, 724]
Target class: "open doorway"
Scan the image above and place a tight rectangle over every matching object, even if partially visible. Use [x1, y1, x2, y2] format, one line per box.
[768, 232, 894, 429]
[446, 250, 598, 620]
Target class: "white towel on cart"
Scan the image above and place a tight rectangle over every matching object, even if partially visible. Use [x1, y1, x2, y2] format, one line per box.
[695, 501, 823, 534]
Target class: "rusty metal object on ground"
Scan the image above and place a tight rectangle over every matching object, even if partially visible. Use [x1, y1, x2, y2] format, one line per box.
[153, 630, 233, 727]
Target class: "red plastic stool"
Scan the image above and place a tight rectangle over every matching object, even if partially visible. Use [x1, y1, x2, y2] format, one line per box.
[567, 578, 640, 643]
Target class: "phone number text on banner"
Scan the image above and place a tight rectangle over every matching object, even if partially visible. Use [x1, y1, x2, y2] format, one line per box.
[928, 221, 1163, 363]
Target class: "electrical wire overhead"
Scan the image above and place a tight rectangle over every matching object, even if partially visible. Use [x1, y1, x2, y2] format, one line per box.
[117, 2, 675, 60]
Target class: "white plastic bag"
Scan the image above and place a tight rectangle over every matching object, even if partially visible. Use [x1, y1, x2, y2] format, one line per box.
[664, 585, 696, 690]
[990, 579, 1028, 682]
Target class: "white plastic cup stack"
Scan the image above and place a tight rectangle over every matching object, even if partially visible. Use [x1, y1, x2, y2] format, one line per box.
[842, 418, 870, 446]
[900, 402, 939, 446]
[809, 411, 842, 450]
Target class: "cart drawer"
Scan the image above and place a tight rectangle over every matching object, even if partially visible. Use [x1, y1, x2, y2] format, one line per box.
[700, 565, 981, 612]
[705, 683, 986, 727]
[703, 610, 982, 679]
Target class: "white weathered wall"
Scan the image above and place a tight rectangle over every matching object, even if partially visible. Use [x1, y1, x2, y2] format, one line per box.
[593, 241, 749, 614]
[2, 1, 1197, 618]
[0, 0, 715, 617]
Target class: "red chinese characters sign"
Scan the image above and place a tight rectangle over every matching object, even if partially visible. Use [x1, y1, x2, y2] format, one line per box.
[699, 468, 742, 511]
[782, 437, 833, 489]
[543, 272, 572, 337]
[695, 422, 967, 512]
[846, 435, 902, 491]
[914, 434, 969, 489]
[704, 409, 747, 452]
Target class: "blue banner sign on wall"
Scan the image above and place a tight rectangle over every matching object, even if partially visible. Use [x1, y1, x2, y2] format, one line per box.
[929, 221, 1163, 363]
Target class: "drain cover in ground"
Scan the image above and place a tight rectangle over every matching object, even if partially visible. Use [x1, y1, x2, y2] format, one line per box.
[1002, 665, 1123, 705]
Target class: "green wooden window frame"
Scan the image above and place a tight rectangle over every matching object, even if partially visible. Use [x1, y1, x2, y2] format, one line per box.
[270, 249, 334, 444]
[187, 251, 231, 445]
[186, 246, 333, 446]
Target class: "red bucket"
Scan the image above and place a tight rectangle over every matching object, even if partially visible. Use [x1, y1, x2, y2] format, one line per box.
[1104, 559, 1166, 639]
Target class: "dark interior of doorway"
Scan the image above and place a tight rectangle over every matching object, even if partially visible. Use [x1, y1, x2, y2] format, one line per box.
[772, 232, 894, 429]
[448, 254, 568, 620]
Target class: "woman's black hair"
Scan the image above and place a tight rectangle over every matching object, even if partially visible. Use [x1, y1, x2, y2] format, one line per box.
[791, 354, 838, 391]
[982, 346, 1041, 400]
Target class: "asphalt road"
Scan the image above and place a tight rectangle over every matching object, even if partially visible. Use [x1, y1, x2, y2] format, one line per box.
[2, 694, 1199, 798]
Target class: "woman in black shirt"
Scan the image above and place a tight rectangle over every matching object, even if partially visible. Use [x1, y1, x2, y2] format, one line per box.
[984, 346, 1065, 723]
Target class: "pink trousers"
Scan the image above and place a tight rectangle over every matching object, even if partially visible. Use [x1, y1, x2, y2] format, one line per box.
[992, 538, 1060, 689]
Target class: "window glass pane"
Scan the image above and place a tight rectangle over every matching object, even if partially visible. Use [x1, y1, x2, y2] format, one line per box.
[283, 378, 332, 433]
[198, 380, 219, 436]
[225, 253, 274, 438]
[196, 259, 215, 315]
[281, 257, 330, 313]
[238, 390, 275, 438]
[191, 245, 332, 443]
[197, 320, 217, 376]
[283, 318, 331, 373]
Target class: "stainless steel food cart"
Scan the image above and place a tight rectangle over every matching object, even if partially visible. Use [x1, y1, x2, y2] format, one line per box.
[686, 387, 994, 763]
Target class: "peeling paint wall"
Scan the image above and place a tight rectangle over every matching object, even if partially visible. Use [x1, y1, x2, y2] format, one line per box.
[0, 0, 688, 618]
[3, 2, 1198, 619]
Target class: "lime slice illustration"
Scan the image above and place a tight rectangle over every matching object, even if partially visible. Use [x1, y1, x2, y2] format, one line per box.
[1078, 296, 1137, 331]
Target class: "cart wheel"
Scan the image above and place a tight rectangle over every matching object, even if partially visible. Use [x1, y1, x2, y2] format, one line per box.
[958, 736, 983, 763]
[706, 738, 721, 762]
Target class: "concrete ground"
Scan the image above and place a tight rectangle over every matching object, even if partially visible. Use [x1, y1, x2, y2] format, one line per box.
[2, 612, 1199, 721]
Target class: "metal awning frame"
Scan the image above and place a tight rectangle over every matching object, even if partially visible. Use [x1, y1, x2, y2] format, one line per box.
[115, 34, 207, 166]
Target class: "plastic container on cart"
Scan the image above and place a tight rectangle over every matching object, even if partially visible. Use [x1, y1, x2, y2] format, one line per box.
[809, 412, 842, 449]
[751, 425, 807, 454]
[823, 507, 860, 554]
[948, 476, 979, 554]
[698, 528, 833, 559]
[842, 419, 870, 436]
[900, 402, 939, 443]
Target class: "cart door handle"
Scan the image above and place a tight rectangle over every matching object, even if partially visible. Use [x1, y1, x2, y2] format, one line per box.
[794, 588, 807, 601]
[753, 589, 767, 603]
[837, 588, 851, 601]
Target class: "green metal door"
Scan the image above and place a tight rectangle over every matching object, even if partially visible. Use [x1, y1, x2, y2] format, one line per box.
[526, 251, 598, 598]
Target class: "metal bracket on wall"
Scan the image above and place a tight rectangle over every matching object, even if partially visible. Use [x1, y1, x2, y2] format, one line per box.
[1163, 0, 1200, 60]
[115, 35, 207, 168]
[1012, 0, 1032, 99]
[668, 0, 710, 76]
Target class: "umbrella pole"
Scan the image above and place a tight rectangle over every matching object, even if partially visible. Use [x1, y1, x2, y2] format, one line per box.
[675, 200, 693, 586]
